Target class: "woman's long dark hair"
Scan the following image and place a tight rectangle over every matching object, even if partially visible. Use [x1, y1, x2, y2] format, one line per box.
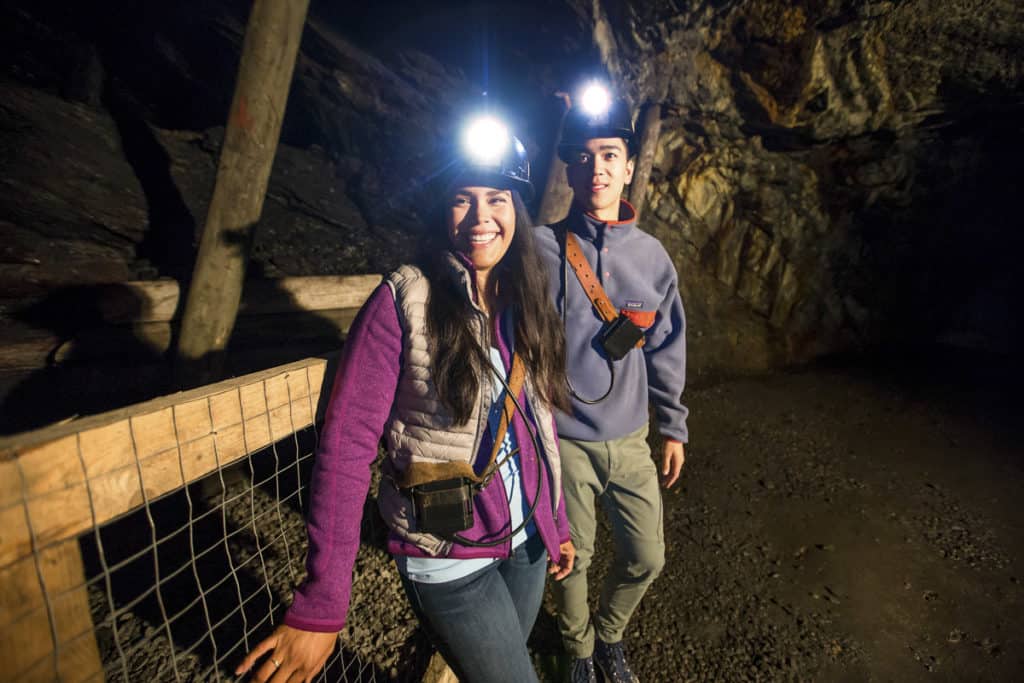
[418, 190, 569, 425]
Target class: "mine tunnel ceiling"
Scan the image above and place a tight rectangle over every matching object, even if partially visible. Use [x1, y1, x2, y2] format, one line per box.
[0, 0, 1022, 375]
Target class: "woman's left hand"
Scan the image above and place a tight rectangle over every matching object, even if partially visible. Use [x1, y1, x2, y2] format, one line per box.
[234, 624, 338, 682]
[549, 540, 576, 580]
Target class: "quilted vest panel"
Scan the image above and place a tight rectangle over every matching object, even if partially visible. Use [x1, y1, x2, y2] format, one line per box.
[377, 259, 562, 556]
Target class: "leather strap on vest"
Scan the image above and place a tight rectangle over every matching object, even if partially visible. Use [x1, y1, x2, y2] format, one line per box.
[399, 351, 525, 489]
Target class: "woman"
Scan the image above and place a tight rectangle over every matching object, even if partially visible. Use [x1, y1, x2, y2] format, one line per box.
[236, 117, 575, 683]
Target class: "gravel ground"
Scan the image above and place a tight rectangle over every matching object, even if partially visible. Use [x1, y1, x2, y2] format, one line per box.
[536, 362, 1023, 682]
[87, 362, 1023, 681]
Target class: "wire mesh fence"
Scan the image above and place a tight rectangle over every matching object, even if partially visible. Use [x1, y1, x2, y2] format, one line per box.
[0, 358, 427, 682]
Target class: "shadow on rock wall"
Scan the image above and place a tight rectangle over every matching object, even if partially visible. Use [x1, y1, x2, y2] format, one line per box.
[105, 82, 198, 284]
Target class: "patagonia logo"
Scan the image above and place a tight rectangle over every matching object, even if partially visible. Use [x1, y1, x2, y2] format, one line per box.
[624, 300, 645, 309]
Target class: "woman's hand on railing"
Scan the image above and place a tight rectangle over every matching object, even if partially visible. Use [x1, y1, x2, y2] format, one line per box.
[234, 623, 338, 682]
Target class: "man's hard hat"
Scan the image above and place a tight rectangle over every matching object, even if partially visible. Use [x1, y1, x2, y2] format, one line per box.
[557, 85, 636, 163]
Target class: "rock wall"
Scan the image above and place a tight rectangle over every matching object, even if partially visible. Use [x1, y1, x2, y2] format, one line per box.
[2, 0, 1022, 381]
[579, 0, 1024, 374]
[0, 1, 479, 299]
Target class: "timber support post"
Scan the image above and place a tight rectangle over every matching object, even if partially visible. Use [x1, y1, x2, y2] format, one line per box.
[628, 102, 662, 222]
[176, 0, 311, 386]
[536, 92, 574, 226]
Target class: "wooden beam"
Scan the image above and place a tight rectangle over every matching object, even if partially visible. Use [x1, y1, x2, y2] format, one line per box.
[0, 357, 328, 571]
[94, 279, 180, 324]
[628, 102, 662, 221]
[536, 93, 574, 226]
[48, 308, 359, 363]
[0, 333, 61, 370]
[177, 0, 312, 381]
[96, 275, 381, 324]
[1, 276, 377, 370]
[240, 275, 382, 317]
[1, 539, 102, 682]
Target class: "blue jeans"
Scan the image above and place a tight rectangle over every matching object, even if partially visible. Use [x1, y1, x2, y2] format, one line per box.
[399, 534, 548, 683]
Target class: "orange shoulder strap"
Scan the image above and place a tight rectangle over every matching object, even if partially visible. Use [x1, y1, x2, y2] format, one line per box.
[564, 230, 618, 323]
[486, 351, 525, 474]
[399, 350, 525, 489]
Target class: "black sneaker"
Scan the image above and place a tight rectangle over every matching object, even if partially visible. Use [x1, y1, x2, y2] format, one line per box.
[594, 639, 639, 683]
[570, 655, 598, 683]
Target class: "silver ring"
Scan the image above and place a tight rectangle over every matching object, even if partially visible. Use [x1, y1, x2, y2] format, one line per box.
[272, 657, 282, 668]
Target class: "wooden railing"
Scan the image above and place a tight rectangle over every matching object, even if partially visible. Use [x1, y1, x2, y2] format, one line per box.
[0, 357, 329, 681]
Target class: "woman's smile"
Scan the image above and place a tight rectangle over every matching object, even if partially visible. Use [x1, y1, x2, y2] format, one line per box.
[468, 230, 501, 247]
[447, 186, 517, 281]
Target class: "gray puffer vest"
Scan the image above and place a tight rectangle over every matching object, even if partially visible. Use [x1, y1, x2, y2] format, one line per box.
[376, 256, 561, 556]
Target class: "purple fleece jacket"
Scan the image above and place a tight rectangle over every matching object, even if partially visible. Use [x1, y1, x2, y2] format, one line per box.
[284, 283, 570, 633]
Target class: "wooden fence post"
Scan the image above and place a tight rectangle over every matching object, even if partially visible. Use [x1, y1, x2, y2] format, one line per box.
[176, 0, 311, 385]
[0, 539, 102, 682]
[536, 93, 574, 226]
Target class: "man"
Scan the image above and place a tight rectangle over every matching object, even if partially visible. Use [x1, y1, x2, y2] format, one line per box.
[535, 91, 688, 683]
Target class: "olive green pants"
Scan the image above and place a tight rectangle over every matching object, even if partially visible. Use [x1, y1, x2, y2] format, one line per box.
[551, 424, 666, 658]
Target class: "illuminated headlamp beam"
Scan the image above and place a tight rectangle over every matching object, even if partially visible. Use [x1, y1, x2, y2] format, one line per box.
[579, 82, 611, 117]
[462, 116, 510, 166]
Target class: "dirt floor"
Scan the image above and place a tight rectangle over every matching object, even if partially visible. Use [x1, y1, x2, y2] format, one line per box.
[521, 359, 1024, 682]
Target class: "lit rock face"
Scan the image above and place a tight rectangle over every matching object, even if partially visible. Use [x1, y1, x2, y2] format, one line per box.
[575, 0, 1024, 373]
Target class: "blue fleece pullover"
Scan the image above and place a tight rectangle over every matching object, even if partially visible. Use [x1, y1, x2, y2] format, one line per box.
[535, 201, 689, 443]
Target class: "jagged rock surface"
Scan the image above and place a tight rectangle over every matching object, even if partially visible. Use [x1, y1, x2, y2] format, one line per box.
[579, 0, 1024, 372]
[0, 1, 472, 300]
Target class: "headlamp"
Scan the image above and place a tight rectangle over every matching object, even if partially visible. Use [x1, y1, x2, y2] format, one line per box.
[461, 116, 510, 167]
[557, 84, 636, 163]
[579, 82, 612, 118]
[445, 113, 533, 199]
